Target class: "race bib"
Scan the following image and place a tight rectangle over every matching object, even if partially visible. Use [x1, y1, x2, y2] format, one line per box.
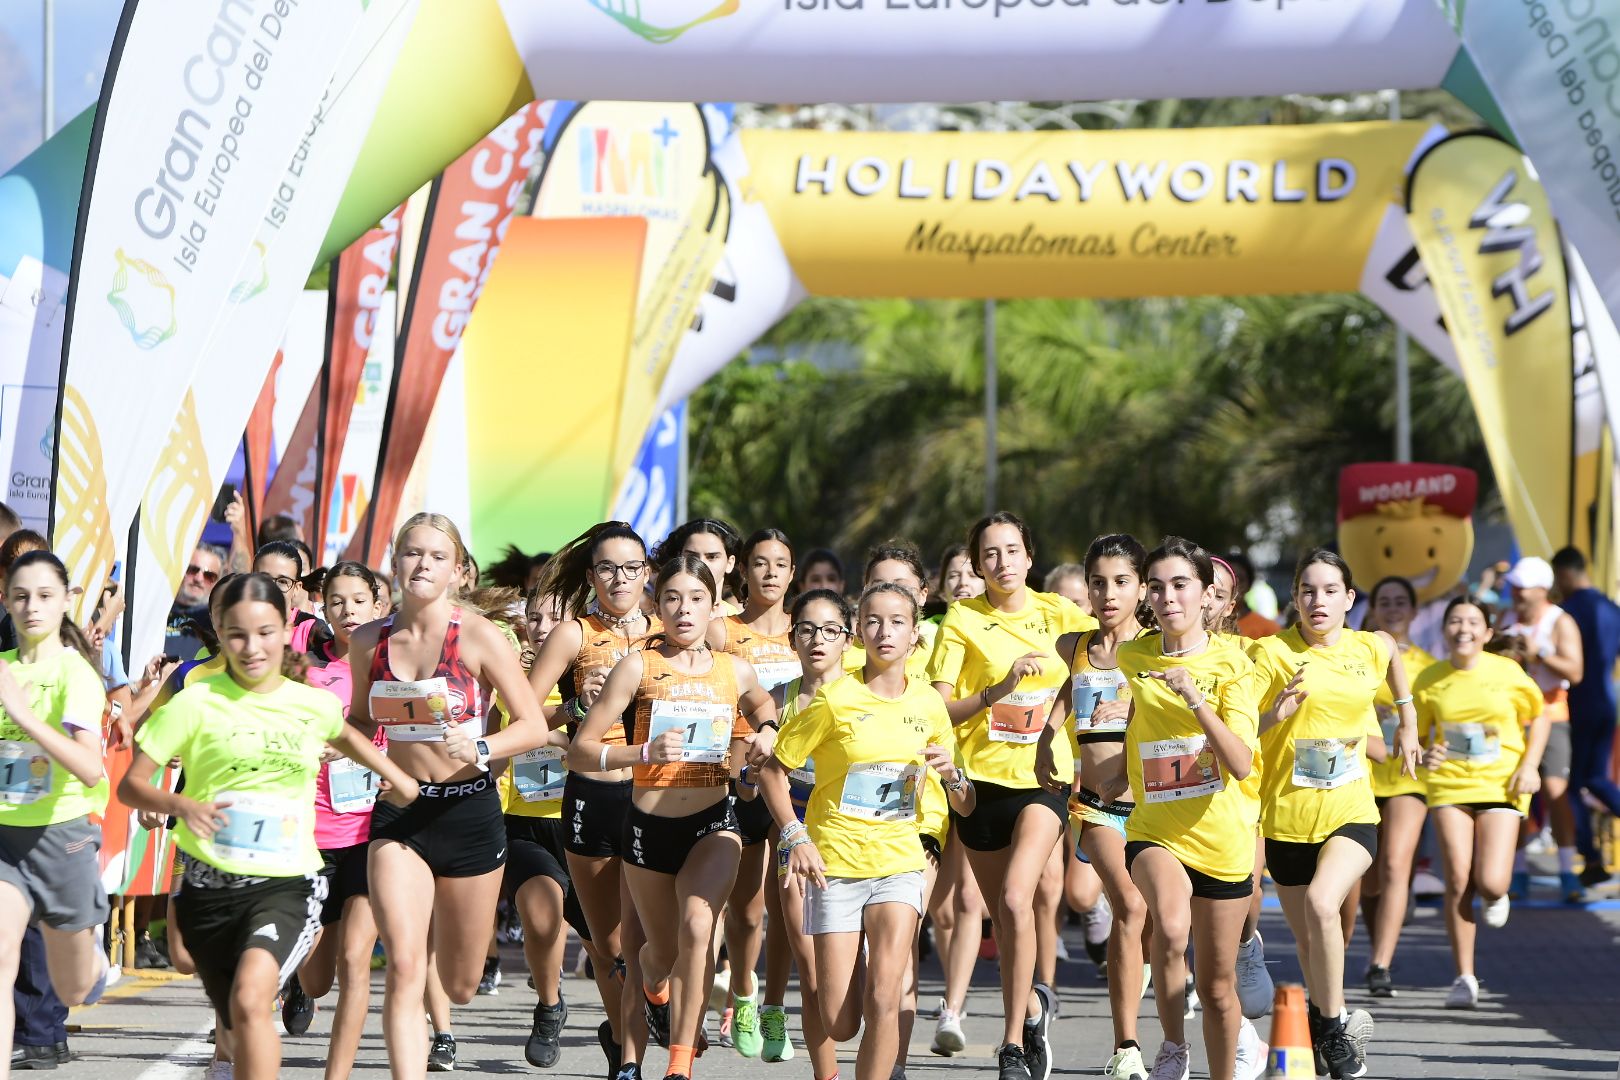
[647, 700, 733, 763]
[838, 761, 921, 822]
[1443, 722, 1501, 765]
[1140, 736, 1224, 803]
[211, 793, 305, 869]
[370, 677, 451, 742]
[1072, 670, 1127, 732]
[0, 742, 51, 805]
[513, 747, 567, 803]
[328, 758, 379, 814]
[789, 758, 816, 789]
[752, 660, 802, 692]
[1292, 737, 1365, 790]
[989, 688, 1055, 744]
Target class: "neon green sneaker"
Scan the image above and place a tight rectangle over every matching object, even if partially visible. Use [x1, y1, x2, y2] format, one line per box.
[732, 994, 764, 1058]
[760, 1003, 795, 1062]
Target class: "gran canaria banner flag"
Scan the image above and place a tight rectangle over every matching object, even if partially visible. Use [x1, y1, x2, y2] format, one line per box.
[1406, 133, 1574, 559]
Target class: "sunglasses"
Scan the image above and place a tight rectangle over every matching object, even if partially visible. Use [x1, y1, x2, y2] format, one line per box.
[185, 564, 220, 584]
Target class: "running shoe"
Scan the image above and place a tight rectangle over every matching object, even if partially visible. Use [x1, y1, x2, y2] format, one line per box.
[1481, 893, 1511, 928]
[1320, 1010, 1371, 1079]
[709, 967, 731, 1015]
[526, 996, 567, 1068]
[1235, 931, 1273, 1019]
[890, 1067, 906, 1080]
[735, 993, 764, 1057]
[204, 1063, 233, 1080]
[1561, 871, 1588, 903]
[132, 933, 168, 971]
[281, 980, 315, 1036]
[427, 1032, 457, 1072]
[931, 1004, 966, 1056]
[1103, 1045, 1147, 1080]
[760, 1004, 795, 1062]
[1507, 869, 1530, 900]
[1024, 982, 1056, 1080]
[717, 1006, 733, 1049]
[1307, 1004, 1330, 1077]
[613, 1065, 641, 1080]
[1182, 975, 1199, 1020]
[1054, 936, 1070, 962]
[598, 1020, 623, 1077]
[1365, 964, 1396, 998]
[1579, 861, 1612, 888]
[1147, 1040, 1190, 1080]
[997, 1043, 1032, 1080]
[478, 957, 501, 995]
[1345, 1009, 1373, 1071]
[1140, 964, 1152, 1000]
[645, 990, 672, 1049]
[1444, 974, 1479, 1010]
[1233, 1017, 1267, 1080]
[1082, 897, 1113, 967]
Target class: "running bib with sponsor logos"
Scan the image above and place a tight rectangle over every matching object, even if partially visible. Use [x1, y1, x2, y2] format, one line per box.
[648, 700, 733, 763]
[1443, 722, 1501, 765]
[513, 747, 567, 803]
[1292, 737, 1364, 790]
[1140, 736, 1225, 803]
[752, 660, 802, 693]
[1072, 669, 1127, 732]
[0, 742, 51, 805]
[989, 688, 1056, 744]
[211, 793, 305, 869]
[328, 758, 379, 814]
[838, 761, 921, 822]
[370, 678, 455, 742]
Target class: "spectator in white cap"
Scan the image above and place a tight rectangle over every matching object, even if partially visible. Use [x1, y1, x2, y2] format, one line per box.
[1498, 555, 1587, 901]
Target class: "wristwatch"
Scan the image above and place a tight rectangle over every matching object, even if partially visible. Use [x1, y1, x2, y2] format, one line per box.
[473, 739, 492, 768]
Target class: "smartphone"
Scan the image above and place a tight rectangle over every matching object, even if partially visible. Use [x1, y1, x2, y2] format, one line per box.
[108, 561, 122, 585]
[209, 483, 236, 523]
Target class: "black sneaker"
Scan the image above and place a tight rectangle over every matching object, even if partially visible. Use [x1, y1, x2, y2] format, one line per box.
[51, 1043, 72, 1065]
[1320, 1013, 1368, 1079]
[478, 956, 501, 996]
[645, 991, 671, 1049]
[132, 934, 168, 971]
[997, 1043, 1032, 1080]
[613, 1065, 641, 1080]
[599, 1020, 623, 1077]
[1023, 983, 1055, 1080]
[527, 996, 568, 1068]
[281, 980, 315, 1036]
[1579, 861, 1613, 888]
[1307, 1004, 1330, 1077]
[427, 1032, 457, 1072]
[1365, 965, 1395, 998]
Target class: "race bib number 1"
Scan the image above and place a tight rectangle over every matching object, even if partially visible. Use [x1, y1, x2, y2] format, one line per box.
[648, 700, 732, 763]
[1140, 736, 1224, 803]
[1292, 737, 1364, 790]
[1072, 670, 1127, 732]
[370, 677, 451, 741]
[0, 741, 51, 805]
[211, 793, 305, 869]
[513, 747, 567, 803]
[1443, 723, 1501, 765]
[989, 689, 1054, 744]
[328, 759, 378, 814]
[838, 762, 921, 822]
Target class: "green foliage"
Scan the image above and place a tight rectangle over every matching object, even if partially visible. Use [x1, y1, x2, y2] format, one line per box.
[687, 294, 1493, 567]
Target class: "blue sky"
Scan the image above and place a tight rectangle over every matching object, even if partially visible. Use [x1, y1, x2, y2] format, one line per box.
[0, 0, 119, 171]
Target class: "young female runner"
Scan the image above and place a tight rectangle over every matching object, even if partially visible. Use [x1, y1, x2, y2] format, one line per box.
[656, 520, 743, 616]
[707, 528, 799, 1057]
[1117, 537, 1260, 1080]
[1358, 576, 1435, 997]
[122, 573, 416, 1080]
[569, 555, 777, 1080]
[1414, 596, 1548, 1010]
[282, 563, 388, 1080]
[349, 514, 549, 1080]
[762, 581, 974, 1080]
[0, 550, 115, 1078]
[757, 588, 851, 1074]
[527, 522, 659, 1080]
[1037, 534, 1150, 1080]
[926, 512, 1092, 1080]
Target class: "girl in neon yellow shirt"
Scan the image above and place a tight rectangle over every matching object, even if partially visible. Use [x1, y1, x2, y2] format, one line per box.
[762, 582, 973, 1080]
[1414, 595, 1548, 1010]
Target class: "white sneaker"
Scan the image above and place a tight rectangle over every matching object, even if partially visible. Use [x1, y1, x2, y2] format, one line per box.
[709, 968, 732, 1015]
[1444, 973, 1479, 1010]
[1054, 936, 1071, 962]
[1481, 894, 1511, 928]
[1235, 931, 1274, 1020]
[1183, 976, 1199, 1020]
[1104, 1044, 1148, 1080]
[1147, 1040, 1190, 1080]
[1083, 896, 1114, 947]
[931, 1005, 966, 1056]
[1140, 963, 1153, 1000]
[1233, 1017, 1267, 1080]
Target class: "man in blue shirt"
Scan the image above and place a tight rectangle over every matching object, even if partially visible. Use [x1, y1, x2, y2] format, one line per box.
[1552, 547, 1620, 888]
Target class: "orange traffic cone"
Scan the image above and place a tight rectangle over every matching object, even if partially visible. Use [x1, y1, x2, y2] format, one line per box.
[1265, 984, 1313, 1078]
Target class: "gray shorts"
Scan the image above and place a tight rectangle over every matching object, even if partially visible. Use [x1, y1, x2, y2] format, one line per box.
[1540, 723, 1572, 782]
[0, 816, 109, 932]
[802, 870, 925, 935]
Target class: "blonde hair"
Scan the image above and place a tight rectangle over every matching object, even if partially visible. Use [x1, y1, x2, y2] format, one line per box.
[393, 513, 470, 570]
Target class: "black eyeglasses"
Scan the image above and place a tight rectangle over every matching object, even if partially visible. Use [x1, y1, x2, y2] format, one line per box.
[793, 622, 851, 643]
[593, 561, 647, 581]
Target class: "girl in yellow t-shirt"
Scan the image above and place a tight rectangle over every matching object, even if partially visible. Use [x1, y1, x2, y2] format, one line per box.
[1249, 550, 1421, 1079]
[757, 588, 853, 1075]
[1414, 595, 1547, 1011]
[1358, 575, 1438, 999]
[925, 512, 1093, 1080]
[1037, 533, 1151, 1080]
[1119, 537, 1263, 1080]
[763, 582, 973, 1080]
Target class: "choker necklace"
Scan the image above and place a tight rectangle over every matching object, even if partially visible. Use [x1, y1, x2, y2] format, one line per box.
[679, 641, 710, 654]
[594, 608, 643, 630]
[1162, 633, 1209, 657]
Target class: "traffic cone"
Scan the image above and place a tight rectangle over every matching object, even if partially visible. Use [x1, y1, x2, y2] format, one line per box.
[1265, 984, 1313, 1078]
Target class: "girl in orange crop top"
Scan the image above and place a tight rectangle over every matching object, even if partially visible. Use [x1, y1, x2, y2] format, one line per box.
[569, 554, 778, 1079]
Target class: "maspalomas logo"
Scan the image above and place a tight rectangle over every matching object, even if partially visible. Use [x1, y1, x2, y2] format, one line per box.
[588, 0, 739, 43]
[106, 248, 178, 349]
